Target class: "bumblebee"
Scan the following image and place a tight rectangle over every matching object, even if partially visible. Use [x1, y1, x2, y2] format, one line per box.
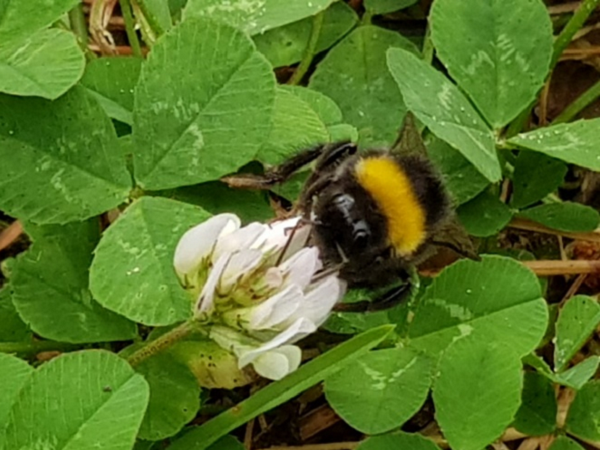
[224, 140, 455, 312]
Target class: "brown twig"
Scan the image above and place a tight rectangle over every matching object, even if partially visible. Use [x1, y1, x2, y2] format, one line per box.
[560, 273, 588, 305]
[539, 77, 552, 126]
[299, 405, 342, 441]
[88, 43, 148, 55]
[548, 2, 584, 14]
[492, 442, 513, 450]
[539, 435, 556, 450]
[557, 387, 577, 428]
[244, 418, 255, 450]
[522, 260, 600, 276]
[516, 437, 540, 450]
[502, 428, 528, 442]
[558, 236, 567, 261]
[509, 218, 600, 243]
[562, 46, 600, 56]
[258, 443, 360, 450]
[0, 220, 23, 252]
[89, 0, 119, 54]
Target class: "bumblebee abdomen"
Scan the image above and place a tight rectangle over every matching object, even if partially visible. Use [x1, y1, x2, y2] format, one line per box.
[353, 153, 449, 256]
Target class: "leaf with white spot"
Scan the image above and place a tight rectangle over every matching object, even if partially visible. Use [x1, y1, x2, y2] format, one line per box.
[3, 351, 149, 450]
[509, 119, 600, 171]
[0, 86, 132, 224]
[387, 47, 501, 182]
[433, 337, 523, 450]
[11, 220, 137, 343]
[554, 296, 600, 372]
[133, 18, 275, 190]
[408, 255, 548, 357]
[0, 28, 85, 99]
[310, 26, 418, 146]
[90, 197, 211, 326]
[183, 0, 335, 35]
[431, 0, 552, 128]
[324, 347, 432, 434]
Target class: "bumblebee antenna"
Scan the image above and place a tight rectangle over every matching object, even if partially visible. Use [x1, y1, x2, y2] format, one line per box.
[310, 240, 348, 283]
[275, 217, 311, 266]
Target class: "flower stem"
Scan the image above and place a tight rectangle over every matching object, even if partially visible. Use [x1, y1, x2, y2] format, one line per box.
[120, 0, 143, 58]
[551, 0, 600, 69]
[127, 319, 199, 367]
[552, 78, 600, 124]
[288, 11, 325, 85]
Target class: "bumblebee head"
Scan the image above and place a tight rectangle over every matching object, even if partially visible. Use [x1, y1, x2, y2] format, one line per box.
[313, 188, 387, 262]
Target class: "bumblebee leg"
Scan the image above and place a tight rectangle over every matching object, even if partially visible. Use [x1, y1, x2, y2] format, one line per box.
[332, 282, 412, 313]
[298, 142, 358, 209]
[313, 141, 357, 172]
[221, 145, 327, 189]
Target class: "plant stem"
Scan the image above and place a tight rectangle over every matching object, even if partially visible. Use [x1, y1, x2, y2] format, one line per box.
[132, 0, 165, 41]
[68, 3, 89, 53]
[120, 0, 143, 58]
[361, 10, 373, 25]
[127, 319, 198, 367]
[505, 107, 530, 138]
[421, 25, 434, 64]
[505, 0, 600, 136]
[288, 11, 325, 85]
[551, 0, 600, 68]
[552, 78, 600, 124]
[0, 340, 79, 356]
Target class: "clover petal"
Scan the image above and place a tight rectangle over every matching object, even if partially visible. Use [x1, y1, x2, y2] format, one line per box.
[196, 253, 230, 315]
[254, 216, 311, 259]
[237, 317, 316, 369]
[219, 249, 263, 293]
[213, 222, 266, 261]
[248, 284, 303, 330]
[279, 246, 322, 290]
[290, 276, 346, 327]
[251, 345, 302, 380]
[174, 213, 240, 278]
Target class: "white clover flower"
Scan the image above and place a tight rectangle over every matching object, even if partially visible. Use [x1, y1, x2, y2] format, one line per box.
[173, 213, 346, 381]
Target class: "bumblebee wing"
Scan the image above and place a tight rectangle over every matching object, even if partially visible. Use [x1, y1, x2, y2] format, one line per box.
[390, 112, 429, 158]
[430, 215, 480, 261]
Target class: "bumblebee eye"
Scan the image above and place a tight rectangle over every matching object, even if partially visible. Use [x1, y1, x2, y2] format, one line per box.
[353, 229, 368, 248]
[352, 222, 370, 250]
